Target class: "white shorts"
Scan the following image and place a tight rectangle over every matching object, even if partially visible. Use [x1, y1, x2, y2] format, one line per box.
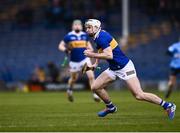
[105, 60, 137, 80]
[69, 58, 92, 72]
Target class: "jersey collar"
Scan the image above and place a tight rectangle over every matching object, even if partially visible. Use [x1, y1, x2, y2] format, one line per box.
[93, 29, 101, 40]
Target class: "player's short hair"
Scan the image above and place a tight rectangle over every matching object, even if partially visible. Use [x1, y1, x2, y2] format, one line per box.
[72, 19, 82, 26]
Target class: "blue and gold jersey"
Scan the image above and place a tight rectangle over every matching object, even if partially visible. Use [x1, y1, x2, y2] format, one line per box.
[168, 42, 180, 69]
[64, 31, 89, 62]
[94, 30, 129, 70]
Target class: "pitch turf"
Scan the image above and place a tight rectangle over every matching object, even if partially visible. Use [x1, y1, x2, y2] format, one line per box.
[0, 90, 179, 132]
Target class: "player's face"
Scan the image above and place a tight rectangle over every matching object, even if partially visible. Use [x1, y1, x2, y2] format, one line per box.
[72, 23, 82, 33]
[85, 25, 94, 37]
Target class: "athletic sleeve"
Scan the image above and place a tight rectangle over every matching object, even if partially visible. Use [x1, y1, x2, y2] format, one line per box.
[96, 32, 112, 50]
[168, 43, 177, 53]
[63, 34, 69, 44]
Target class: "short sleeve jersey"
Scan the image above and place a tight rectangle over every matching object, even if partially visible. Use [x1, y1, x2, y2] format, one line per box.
[64, 31, 89, 62]
[168, 42, 180, 69]
[94, 30, 129, 70]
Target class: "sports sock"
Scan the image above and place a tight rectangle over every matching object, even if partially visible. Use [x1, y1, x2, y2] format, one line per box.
[104, 101, 115, 109]
[67, 85, 73, 94]
[67, 87, 72, 91]
[93, 93, 99, 98]
[160, 100, 171, 110]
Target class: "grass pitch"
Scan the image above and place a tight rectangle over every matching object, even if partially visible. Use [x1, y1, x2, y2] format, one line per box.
[0, 90, 180, 132]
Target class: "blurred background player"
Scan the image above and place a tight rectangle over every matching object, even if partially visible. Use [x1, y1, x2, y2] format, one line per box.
[84, 19, 176, 119]
[58, 19, 100, 102]
[165, 38, 180, 98]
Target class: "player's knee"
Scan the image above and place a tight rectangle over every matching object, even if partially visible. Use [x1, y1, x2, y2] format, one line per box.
[168, 80, 176, 88]
[69, 77, 77, 83]
[168, 81, 173, 87]
[91, 84, 96, 91]
[72, 77, 78, 83]
[134, 92, 145, 101]
[172, 80, 176, 85]
[91, 83, 98, 91]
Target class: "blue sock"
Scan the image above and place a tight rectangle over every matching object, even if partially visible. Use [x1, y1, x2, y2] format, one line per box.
[68, 87, 72, 91]
[160, 100, 170, 110]
[67, 86, 73, 92]
[104, 101, 115, 109]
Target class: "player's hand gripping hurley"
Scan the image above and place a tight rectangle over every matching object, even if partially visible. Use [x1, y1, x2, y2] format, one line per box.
[82, 63, 101, 74]
[61, 49, 70, 67]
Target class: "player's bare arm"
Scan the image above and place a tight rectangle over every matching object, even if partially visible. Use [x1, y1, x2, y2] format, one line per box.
[58, 40, 67, 52]
[84, 46, 113, 60]
[92, 58, 99, 67]
[58, 40, 66, 51]
[59, 40, 70, 54]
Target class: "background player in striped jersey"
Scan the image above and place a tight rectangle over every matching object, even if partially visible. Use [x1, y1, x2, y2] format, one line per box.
[165, 39, 180, 98]
[83, 19, 176, 119]
[58, 19, 100, 102]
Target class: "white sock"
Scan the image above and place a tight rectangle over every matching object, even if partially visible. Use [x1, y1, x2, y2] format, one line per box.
[93, 93, 99, 99]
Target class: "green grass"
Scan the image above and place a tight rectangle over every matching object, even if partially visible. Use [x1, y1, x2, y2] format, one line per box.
[0, 90, 180, 132]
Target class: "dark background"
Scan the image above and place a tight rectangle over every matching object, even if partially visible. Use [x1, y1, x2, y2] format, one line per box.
[0, 0, 179, 91]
